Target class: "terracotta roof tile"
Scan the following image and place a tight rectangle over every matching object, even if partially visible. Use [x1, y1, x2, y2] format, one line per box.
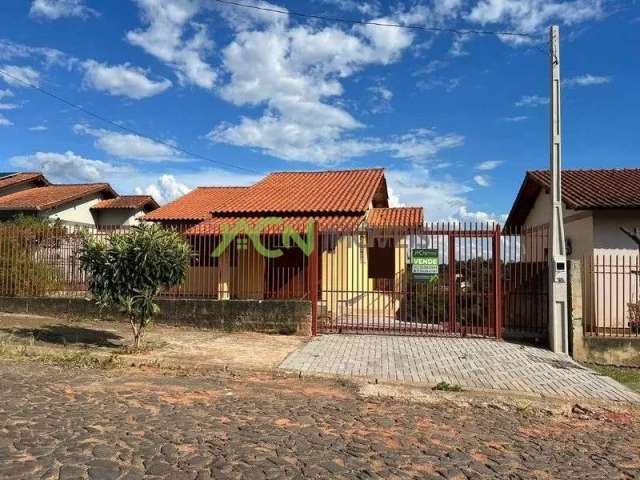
[211, 168, 386, 214]
[506, 168, 640, 228]
[367, 207, 424, 229]
[92, 195, 159, 210]
[186, 215, 363, 235]
[144, 187, 248, 221]
[0, 172, 49, 191]
[0, 184, 116, 211]
[530, 169, 640, 209]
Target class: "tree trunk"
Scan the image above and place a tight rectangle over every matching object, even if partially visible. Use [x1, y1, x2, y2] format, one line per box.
[129, 317, 144, 350]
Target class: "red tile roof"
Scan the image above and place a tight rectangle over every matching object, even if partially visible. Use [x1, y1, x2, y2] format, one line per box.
[144, 187, 248, 222]
[367, 207, 424, 229]
[211, 168, 386, 215]
[505, 168, 640, 228]
[0, 184, 116, 211]
[0, 172, 49, 191]
[91, 195, 159, 211]
[186, 215, 364, 235]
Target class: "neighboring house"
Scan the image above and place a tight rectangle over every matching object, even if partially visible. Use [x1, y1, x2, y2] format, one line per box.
[146, 168, 423, 312]
[0, 172, 159, 227]
[0, 172, 49, 197]
[91, 195, 159, 226]
[505, 169, 640, 259]
[506, 168, 640, 335]
[0, 183, 118, 224]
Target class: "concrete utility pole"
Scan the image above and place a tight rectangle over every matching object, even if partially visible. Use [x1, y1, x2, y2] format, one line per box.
[549, 25, 569, 354]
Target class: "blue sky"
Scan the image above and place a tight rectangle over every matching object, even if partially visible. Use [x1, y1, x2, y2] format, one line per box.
[0, 0, 638, 221]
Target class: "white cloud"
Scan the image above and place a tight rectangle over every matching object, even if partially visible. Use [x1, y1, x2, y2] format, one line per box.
[135, 174, 191, 204]
[318, 0, 382, 15]
[563, 73, 611, 87]
[127, 0, 216, 89]
[417, 77, 461, 92]
[0, 39, 68, 68]
[476, 160, 502, 171]
[452, 205, 507, 225]
[0, 65, 41, 88]
[29, 125, 48, 131]
[30, 0, 98, 19]
[0, 89, 13, 99]
[386, 166, 472, 220]
[449, 33, 470, 57]
[73, 124, 181, 162]
[473, 174, 491, 187]
[467, 0, 604, 44]
[515, 94, 548, 107]
[0, 103, 19, 110]
[367, 83, 393, 113]
[0, 114, 13, 127]
[209, 3, 466, 163]
[9, 151, 128, 183]
[81, 60, 172, 99]
[503, 115, 528, 122]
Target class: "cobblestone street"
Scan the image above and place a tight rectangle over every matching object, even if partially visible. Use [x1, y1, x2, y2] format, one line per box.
[1, 360, 640, 479]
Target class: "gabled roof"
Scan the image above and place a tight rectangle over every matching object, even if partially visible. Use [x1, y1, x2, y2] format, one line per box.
[0, 172, 49, 191]
[0, 184, 116, 211]
[210, 168, 387, 215]
[144, 187, 248, 222]
[505, 168, 640, 228]
[367, 207, 423, 229]
[92, 195, 159, 211]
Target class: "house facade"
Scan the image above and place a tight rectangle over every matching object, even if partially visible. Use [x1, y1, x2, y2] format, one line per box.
[90, 195, 159, 226]
[0, 172, 159, 227]
[146, 168, 424, 321]
[505, 169, 640, 259]
[506, 168, 640, 335]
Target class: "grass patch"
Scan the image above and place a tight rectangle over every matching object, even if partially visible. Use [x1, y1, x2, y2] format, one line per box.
[0, 342, 122, 370]
[587, 364, 640, 393]
[433, 381, 463, 392]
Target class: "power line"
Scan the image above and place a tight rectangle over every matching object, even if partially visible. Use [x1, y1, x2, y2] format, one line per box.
[213, 0, 540, 39]
[0, 67, 261, 175]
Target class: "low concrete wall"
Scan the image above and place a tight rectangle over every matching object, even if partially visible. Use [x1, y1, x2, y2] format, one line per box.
[569, 260, 640, 366]
[0, 296, 312, 336]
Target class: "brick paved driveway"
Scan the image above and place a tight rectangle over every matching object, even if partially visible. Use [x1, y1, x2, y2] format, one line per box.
[280, 335, 640, 403]
[1, 360, 640, 479]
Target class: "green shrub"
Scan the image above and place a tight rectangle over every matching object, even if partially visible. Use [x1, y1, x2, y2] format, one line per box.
[79, 223, 191, 349]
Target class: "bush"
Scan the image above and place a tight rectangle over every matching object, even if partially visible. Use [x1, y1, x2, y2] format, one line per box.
[80, 223, 191, 348]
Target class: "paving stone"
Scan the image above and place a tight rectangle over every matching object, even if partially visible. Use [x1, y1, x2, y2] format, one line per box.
[0, 360, 639, 479]
[280, 334, 640, 403]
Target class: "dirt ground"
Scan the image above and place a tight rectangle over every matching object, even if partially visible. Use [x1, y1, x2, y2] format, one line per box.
[0, 312, 307, 371]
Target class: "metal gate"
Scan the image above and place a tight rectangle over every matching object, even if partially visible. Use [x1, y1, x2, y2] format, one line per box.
[313, 222, 548, 340]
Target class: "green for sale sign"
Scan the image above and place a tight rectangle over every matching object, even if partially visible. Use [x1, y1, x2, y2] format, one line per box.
[412, 248, 439, 281]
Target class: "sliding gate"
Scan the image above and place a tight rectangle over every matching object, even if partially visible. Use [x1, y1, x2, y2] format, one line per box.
[317, 223, 502, 337]
[316, 222, 549, 340]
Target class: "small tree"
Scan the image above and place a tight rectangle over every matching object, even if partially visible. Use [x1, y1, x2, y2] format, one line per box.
[80, 223, 191, 349]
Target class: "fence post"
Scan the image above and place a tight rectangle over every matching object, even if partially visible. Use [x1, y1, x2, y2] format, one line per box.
[448, 233, 456, 334]
[308, 221, 319, 336]
[568, 259, 585, 360]
[493, 224, 503, 339]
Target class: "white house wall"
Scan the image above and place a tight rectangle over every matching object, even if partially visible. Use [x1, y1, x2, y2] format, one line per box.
[95, 209, 145, 226]
[40, 193, 103, 225]
[592, 209, 640, 255]
[523, 190, 593, 260]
